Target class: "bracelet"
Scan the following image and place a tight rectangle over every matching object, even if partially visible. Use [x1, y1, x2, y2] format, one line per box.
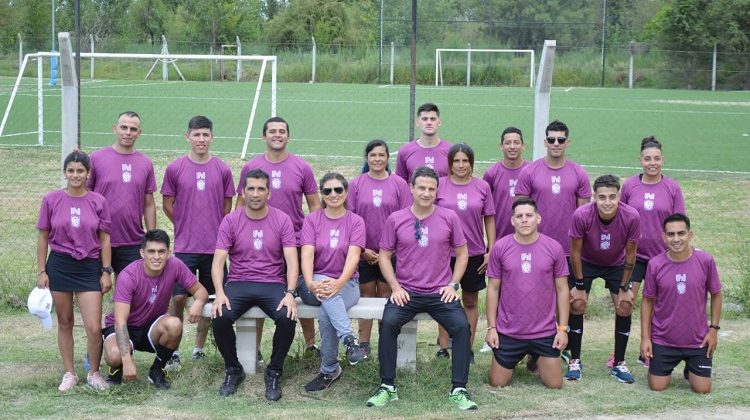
[36, 270, 46, 276]
[623, 262, 635, 270]
[709, 324, 721, 330]
[486, 326, 495, 331]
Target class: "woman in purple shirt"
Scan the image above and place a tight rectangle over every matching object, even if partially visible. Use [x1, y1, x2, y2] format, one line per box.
[435, 143, 496, 361]
[299, 172, 368, 392]
[36, 150, 113, 392]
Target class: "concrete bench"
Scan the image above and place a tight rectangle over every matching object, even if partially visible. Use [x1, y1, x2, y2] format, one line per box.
[202, 297, 433, 375]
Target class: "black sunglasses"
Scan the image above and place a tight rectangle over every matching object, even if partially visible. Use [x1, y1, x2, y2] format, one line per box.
[322, 187, 345, 195]
[545, 136, 568, 144]
[414, 219, 422, 241]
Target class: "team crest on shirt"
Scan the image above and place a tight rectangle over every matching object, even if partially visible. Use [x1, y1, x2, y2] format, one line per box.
[424, 156, 435, 169]
[148, 285, 158, 304]
[508, 179, 518, 197]
[70, 207, 81, 228]
[196, 172, 206, 191]
[418, 227, 429, 248]
[121, 164, 132, 183]
[329, 229, 340, 248]
[551, 176, 561, 195]
[643, 192, 655, 211]
[600, 233, 611, 250]
[676, 273, 687, 295]
[271, 170, 282, 189]
[457, 193, 468, 211]
[521, 253, 532, 273]
[253, 230, 264, 250]
[372, 189, 383, 207]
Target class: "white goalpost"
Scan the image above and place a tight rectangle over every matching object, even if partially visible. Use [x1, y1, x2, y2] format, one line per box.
[0, 51, 277, 159]
[435, 48, 535, 87]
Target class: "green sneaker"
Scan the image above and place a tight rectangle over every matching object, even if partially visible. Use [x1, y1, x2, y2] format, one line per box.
[449, 388, 478, 410]
[366, 385, 398, 407]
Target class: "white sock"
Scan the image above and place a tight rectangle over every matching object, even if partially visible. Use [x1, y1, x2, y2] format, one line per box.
[451, 387, 466, 395]
[381, 383, 395, 391]
[193, 347, 203, 355]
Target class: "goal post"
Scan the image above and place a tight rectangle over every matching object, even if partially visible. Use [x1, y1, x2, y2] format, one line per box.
[435, 48, 535, 87]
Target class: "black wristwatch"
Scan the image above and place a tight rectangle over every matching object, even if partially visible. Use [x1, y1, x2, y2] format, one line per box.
[285, 289, 298, 298]
[101, 266, 114, 274]
[451, 283, 460, 291]
[574, 278, 586, 291]
[619, 282, 633, 292]
[709, 324, 721, 330]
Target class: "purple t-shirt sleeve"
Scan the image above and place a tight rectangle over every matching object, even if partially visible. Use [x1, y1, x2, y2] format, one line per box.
[569, 208, 586, 239]
[513, 168, 531, 197]
[300, 215, 315, 246]
[177, 259, 199, 291]
[395, 150, 408, 181]
[673, 183, 686, 214]
[302, 163, 318, 195]
[576, 165, 592, 198]
[398, 178, 413, 208]
[113, 270, 136, 305]
[351, 215, 367, 249]
[145, 161, 157, 193]
[280, 214, 297, 247]
[482, 182, 496, 216]
[36, 195, 52, 231]
[160, 165, 177, 197]
[98, 196, 112, 234]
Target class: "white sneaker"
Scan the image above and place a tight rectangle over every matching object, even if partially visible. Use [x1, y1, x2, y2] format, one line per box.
[58, 371, 78, 391]
[479, 342, 492, 353]
[87, 371, 110, 391]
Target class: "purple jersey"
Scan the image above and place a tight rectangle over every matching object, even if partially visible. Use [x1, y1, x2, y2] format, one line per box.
[483, 160, 530, 239]
[515, 159, 591, 255]
[620, 175, 686, 260]
[237, 153, 318, 245]
[161, 156, 235, 254]
[87, 147, 156, 247]
[301, 210, 366, 279]
[215, 207, 296, 285]
[36, 190, 111, 260]
[643, 249, 722, 348]
[379, 206, 467, 294]
[487, 234, 569, 339]
[349, 173, 412, 252]
[395, 140, 452, 181]
[436, 177, 495, 256]
[569, 202, 641, 266]
[104, 258, 197, 328]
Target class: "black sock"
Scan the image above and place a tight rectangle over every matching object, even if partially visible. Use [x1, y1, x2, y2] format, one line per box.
[569, 314, 584, 360]
[152, 344, 176, 370]
[614, 314, 632, 364]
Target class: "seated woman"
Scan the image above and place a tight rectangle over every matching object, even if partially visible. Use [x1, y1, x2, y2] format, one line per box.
[299, 172, 367, 392]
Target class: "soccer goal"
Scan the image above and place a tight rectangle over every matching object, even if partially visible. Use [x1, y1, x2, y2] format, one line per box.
[0, 51, 277, 159]
[435, 48, 535, 87]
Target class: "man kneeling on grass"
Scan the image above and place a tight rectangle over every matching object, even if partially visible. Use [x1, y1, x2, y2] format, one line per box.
[485, 197, 570, 388]
[640, 213, 722, 394]
[102, 229, 208, 389]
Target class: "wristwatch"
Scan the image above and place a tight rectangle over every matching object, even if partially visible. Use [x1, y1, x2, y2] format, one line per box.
[619, 281, 633, 292]
[101, 266, 114, 274]
[709, 324, 721, 330]
[558, 325, 570, 333]
[574, 278, 586, 291]
[451, 283, 460, 291]
[285, 289, 298, 298]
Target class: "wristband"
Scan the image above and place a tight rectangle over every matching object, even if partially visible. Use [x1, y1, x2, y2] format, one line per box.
[558, 325, 569, 333]
[709, 324, 720, 330]
[36, 270, 46, 276]
[285, 289, 298, 298]
[486, 326, 495, 331]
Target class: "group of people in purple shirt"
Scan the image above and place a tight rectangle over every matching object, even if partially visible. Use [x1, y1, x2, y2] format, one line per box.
[35, 102, 722, 410]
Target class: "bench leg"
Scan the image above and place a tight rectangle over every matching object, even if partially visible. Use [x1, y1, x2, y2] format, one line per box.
[396, 320, 418, 370]
[236, 318, 257, 375]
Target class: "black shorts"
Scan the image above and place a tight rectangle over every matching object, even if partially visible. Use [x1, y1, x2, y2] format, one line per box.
[358, 256, 396, 284]
[46, 251, 101, 292]
[172, 253, 223, 296]
[630, 257, 648, 283]
[102, 315, 164, 353]
[649, 342, 712, 378]
[111, 245, 142, 274]
[450, 255, 486, 292]
[567, 261, 624, 295]
[492, 333, 560, 369]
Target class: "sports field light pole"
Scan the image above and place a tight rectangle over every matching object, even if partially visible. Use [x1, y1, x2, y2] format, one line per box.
[58, 32, 78, 180]
[408, 0, 417, 140]
[51, 0, 56, 51]
[378, 0, 384, 83]
[533, 40, 556, 161]
[18, 34, 22, 70]
[75, 0, 81, 147]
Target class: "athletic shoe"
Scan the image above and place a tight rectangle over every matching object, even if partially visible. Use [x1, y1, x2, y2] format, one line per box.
[638, 354, 651, 368]
[148, 367, 171, 390]
[435, 348, 450, 359]
[304, 365, 342, 392]
[106, 366, 122, 385]
[218, 367, 246, 396]
[366, 385, 398, 407]
[86, 371, 110, 391]
[606, 352, 615, 369]
[526, 355, 539, 375]
[58, 371, 78, 391]
[360, 342, 372, 358]
[164, 354, 181, 371]
[479, 342, 492, 353]
[83, 352, 91, 372]
[264, 369, 283, 401]
[565, 359, 582, 381]
[344, 335, 367, 365]
[560, 349, 572, 364]
[257, 351, 265, 364]
[448, 388, 478, 410]
[611, 362, 635, 384]
[304, 344, 321, 357]
[192, 350, 206, 360]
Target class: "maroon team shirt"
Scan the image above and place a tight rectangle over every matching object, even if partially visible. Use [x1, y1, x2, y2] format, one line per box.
[395, 140, 452, 182]
[643, 249, 722, 348]
[349, 173, 412, 252]
[487, 234, 569, 339]
[436, 176, 495, 256]
[483, 160, 530, 240]
[37, 190, 111, 260]
[569, 202, 641, 266]
[301, 210, 366, 280]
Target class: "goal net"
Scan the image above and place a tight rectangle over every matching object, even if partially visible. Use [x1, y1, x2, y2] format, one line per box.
[435, 48, 535, 87]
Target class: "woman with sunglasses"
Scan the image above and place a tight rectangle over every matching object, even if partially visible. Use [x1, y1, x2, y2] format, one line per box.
[298, 172, 368, 392]
[36, 150, 113, 391]
[348, 139, 412, 356]
[435, 143, 496, 361]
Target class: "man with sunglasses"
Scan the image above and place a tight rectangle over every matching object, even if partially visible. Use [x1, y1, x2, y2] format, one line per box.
[367, 166, 477, 411]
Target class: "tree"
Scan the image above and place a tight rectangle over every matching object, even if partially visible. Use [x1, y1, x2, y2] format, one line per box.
[0, 2, 20, 53]
[166, 0, 262, 50]
[20, 0, 51, 51]
[130, 0, 168, 45]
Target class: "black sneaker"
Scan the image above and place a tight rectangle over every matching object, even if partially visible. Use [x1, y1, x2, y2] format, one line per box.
[148, 367, 170, 390]
[219, 367, 246, 396]
[360, 342, 371, 358]
[436, 348, 450, 359]
[344, 335, 367, 365]
[304, 366, 342, 392]
[264, 369, 283, 401]
[106, 366, 123, 385]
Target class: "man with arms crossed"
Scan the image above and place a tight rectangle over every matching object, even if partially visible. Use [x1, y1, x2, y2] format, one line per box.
[102, 229, 208, 389]
[641, 213, 722, 394]
[395, 103, 452, 181]
[568, 175, 640, 383]
[485, 197, 569, 389]
[367, 166, 476, 411]
[212, 169, 299, 401]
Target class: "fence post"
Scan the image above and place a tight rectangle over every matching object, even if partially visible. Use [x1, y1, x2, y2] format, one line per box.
[236, 35, 242, 82]
[310, 37, 316, 83]
[209, 44, 214, 81]
[711, 43, 717, 92]
[162, 35, 168, 81]
[17, 33, 22, 70]
[390, 42, 395, 85]
[90, 34, 95, 80]
[466, 43, 471, 87]
[37, 55, 44, 146]
[628, 40, 634, 89]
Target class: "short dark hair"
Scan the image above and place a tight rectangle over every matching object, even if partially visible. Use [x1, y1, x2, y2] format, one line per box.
[640, 135, 662, 152]
[117, 111, 140, 121]
[262, 116, 290, 136]
[141, 229, 170, 249]
[244, 168, 270, 189]
[593, 174, 621, 192]
[545, 120, 569, 137]
[417, 102, 440, 117]
[362, 139, 391, 174]
[663, 213, 690, 230]
[410, 166, 439, 186]
[447, 143, 475, 176]
[512, 196, 538, 213]
[188, 115, 213, 132]
[63, 149, 91, 172]
[501, 126, 523, 143]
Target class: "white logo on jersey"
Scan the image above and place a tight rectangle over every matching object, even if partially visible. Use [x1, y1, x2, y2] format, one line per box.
[424, 156, 435, 169]
[372, 189, 383, 207]
[148, 285, 158, 304]
[418, 226, 429, 248]
[253, 229, 264, 250]
[509, 179, 518, 197]
[521, 252, 532, 273]
[196, 172, 206, 191]
[644, 192, 655, 211]
[70, 207, 81, 228]
[676, 273, 687, 295]
[551, 176, 561, 195]
[457, 193, 468, 211]
[329, 229, 340, 249]
[121, 164, 132, 183]
[600, 233, 611, 250]
[271, 170, 282, 189]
